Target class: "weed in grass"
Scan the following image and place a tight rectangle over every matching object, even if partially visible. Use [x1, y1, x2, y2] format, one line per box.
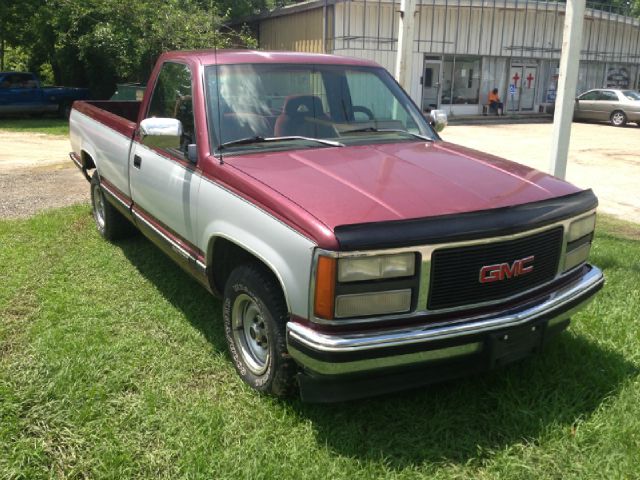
[0, 206, 639, 479]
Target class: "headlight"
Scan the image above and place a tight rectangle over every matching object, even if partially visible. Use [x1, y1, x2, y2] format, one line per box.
[314, 253, 418, 320]
[338, 253, 416, 282]
[564, 214, 596, 271]
[335, 290, 412, 318]
[564, 243, 591, 271]
[568, 214, 596, 242]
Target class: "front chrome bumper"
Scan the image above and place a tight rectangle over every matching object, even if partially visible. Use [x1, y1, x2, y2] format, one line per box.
[287, 265, 604, 377]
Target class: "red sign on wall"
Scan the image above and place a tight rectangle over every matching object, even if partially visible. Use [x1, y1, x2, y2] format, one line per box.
[526, 73, 535, 88]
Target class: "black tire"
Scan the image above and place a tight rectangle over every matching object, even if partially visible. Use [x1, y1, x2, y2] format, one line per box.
[223, 263, 297, 397]
[610, 110, 627, 127]
[90, 172, 134, 241]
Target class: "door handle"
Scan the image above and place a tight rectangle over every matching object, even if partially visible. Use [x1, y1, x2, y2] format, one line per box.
[133, 154, 142, 169]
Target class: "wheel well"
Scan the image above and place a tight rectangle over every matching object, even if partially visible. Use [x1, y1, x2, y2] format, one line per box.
[81, 150, 96, 170]
[209, 238, 285, 305]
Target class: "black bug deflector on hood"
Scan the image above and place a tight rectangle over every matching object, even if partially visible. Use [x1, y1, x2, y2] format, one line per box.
[334, 189, 598, 251]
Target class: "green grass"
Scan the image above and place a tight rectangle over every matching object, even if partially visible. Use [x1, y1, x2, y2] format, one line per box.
[1, 206, 639, 479]
[0, 117, 69, 136]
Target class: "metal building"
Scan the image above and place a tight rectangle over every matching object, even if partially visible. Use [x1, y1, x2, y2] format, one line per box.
[242, 0, 640, 116]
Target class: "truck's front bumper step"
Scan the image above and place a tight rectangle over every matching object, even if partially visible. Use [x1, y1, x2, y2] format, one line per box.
[287, 265, 604, 402]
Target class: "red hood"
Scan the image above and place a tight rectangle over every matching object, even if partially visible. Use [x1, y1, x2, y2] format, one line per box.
[224, 141, 580, 237]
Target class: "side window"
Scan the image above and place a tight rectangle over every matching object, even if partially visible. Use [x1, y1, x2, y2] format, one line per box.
[2, 73, 34, 89]
[147, 62, 195, 155]
[579, 91, 599, 101]
[345, 70, 418, 132]
[599, 91, 618, 101]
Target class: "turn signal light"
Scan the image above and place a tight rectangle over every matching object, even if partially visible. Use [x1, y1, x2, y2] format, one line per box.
[314, 256, 336, 319]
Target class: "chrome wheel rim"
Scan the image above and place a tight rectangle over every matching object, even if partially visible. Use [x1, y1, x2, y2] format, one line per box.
[232, 294, 270, 375]
[612, 112, 625, 125]
[92, 184, 106, 230]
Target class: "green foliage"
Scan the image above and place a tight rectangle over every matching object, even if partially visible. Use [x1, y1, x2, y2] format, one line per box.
[1, 46, 29, 72]
[2, 0, 259, 98]
[587, 0, 640, 17]
[0, 118, 69, 136]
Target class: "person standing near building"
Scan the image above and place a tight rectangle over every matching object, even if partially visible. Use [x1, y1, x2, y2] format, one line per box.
[488, 88, 504, 115]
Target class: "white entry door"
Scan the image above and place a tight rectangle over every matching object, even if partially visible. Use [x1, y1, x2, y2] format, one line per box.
[508, 64, 538, 111]
[421, 61, 441, 112]
[520, 66, 537, 110]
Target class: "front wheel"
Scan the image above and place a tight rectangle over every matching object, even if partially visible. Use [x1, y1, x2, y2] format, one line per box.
[223, 264, 297, 397]
[610, 110, 627, 127]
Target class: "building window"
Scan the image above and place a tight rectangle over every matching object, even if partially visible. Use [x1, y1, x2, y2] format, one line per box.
[441, 56, 481, 105]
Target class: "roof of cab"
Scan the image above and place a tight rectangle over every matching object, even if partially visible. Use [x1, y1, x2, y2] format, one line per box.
[157, 49, 380, 67]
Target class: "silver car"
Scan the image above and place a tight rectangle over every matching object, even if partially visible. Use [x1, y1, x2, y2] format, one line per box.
[574, 89, 640, 127]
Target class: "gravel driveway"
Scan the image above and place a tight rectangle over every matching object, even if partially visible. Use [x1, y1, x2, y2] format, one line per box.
[0, 131, 89, 219]
[1, 122, 639, 222]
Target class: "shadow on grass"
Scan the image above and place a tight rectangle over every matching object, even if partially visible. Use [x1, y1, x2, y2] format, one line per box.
[115, 232, 636, 469]
[290, 334, 637, 468]
[116, 235, 227, 354]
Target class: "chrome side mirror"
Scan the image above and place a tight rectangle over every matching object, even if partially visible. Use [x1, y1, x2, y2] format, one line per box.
[139, 117, 183, 150]
[429, 109, 448, 133]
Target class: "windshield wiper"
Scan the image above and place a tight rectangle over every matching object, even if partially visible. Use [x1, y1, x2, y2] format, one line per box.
[218, 135, 344, 150]
[340, 127, 433, 141]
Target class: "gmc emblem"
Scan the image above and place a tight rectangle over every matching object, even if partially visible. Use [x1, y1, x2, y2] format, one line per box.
[479, 255, 535, 283]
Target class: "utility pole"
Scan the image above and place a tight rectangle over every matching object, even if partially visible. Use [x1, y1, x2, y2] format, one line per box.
[394, 0, 417, 90]
[549, 0, 586, 179]
[0, 23, 4, 71]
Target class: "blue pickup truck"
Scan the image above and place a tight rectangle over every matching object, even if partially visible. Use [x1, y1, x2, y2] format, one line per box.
[0, 72, 89, 117]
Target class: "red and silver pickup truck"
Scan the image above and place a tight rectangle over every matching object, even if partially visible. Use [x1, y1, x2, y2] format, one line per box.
[70, 50, 604, 402]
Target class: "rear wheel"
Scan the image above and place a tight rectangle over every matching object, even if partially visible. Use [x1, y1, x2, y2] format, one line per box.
[610, 110, 627, 127]
[90, 173, 134, 240]
[223, 263, 297, 397]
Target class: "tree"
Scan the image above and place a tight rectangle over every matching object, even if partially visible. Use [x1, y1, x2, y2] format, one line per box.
[0, 0, 41, 70]
[3, 0, 258, 97]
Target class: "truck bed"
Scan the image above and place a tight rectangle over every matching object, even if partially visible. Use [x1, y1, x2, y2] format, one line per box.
[73, 100, 141, 138]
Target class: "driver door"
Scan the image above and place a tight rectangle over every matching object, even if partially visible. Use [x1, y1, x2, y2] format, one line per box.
[129, 61, 201, 247]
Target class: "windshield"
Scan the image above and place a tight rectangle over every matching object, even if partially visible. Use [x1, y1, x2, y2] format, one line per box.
[621, 90, 640, 101]
[204, 63, 435, 154]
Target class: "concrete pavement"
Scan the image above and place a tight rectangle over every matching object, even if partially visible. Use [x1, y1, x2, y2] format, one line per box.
[443, 121, 640, 223]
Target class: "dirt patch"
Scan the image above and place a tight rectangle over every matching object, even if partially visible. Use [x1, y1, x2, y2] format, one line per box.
[0, 131, 89, 219]
[0, 167, 89, 219]
[0, 131, 72, 172]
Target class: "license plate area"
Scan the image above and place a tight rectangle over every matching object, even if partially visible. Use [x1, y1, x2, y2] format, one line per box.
[488, 322, 545, 367]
